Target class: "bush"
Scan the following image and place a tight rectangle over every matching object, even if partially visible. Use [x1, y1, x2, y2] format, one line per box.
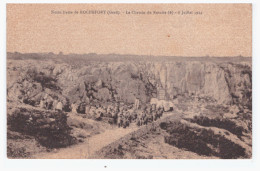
[161, 121, 246, 159]
[8, 107, 76, 148]
[189, 116, 244, 137]
[26, 69, 61, 91]
[7, 144, 29, 158]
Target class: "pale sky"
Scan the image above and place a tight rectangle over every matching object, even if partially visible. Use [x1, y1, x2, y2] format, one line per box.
[7, 4, 252, 57]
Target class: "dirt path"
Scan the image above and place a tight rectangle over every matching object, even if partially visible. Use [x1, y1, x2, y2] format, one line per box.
[34, 126, 138, 159]
[33, 112, 178, 159]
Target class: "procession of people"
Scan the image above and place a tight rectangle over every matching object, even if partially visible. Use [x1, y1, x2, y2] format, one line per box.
[37, 94, 167, 128]
[73, 102, 165, 128]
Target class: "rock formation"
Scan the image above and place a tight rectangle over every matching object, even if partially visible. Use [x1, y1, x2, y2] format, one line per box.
[7, 57, 252, 110]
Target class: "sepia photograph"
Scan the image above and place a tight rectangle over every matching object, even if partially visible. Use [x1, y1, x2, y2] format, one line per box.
[6, 3, 252, 159]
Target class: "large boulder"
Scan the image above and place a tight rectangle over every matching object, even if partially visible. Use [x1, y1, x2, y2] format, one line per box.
[96, 88, 112, 102]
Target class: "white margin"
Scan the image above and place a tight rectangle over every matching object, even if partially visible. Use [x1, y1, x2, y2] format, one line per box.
[0, 0, 259, 171]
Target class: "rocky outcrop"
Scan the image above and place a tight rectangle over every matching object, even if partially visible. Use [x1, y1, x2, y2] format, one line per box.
[7, 56, 252, 111]
[145, 62, 251, 107]
[6, 54, 252, 159]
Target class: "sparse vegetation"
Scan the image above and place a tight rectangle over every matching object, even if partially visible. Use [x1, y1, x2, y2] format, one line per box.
[7, 108, 76, 149]
[6, 53, 252, 159]
[187, 115, 244, 137]
[26, 69, 61, 91]
[161, 121, 246, 159]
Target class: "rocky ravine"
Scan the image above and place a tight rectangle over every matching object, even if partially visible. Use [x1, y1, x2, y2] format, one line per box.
[7, 53, 252, 158]
[7, 58, 251, 107]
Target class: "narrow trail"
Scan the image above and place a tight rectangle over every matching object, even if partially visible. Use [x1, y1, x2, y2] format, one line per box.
[33, 112, 178, 159]
[34, 126, 138, 159]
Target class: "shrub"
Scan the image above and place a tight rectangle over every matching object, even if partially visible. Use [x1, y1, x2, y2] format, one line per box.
[161, 121, 246, 159]
[189, 116, 244, 137]
[7, 108, 76, 148]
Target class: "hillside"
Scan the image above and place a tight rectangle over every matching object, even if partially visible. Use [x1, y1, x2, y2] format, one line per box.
[6, 52, 252, 159]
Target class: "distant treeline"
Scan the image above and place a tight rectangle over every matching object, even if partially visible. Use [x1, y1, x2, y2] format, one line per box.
[7, 52, 252, 64]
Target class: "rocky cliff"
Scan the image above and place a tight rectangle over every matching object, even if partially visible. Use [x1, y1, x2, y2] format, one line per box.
[6, 53, 252, 159]
[7, 56, 252, 110]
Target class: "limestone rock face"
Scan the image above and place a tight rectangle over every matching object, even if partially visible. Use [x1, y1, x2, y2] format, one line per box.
[7, 59, 251, 108]
[146, 62, 251, 106]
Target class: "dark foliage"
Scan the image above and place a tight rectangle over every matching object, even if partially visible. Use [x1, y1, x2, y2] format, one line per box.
[7, 108, 76, 148]
[26, 69, 61, 91]
[189, 115, 244, 137]
[161, 121, 246, 159]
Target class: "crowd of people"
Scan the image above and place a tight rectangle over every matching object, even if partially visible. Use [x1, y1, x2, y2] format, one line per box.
[36, 94, 166, 128]
[76, 102, 165, 128]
